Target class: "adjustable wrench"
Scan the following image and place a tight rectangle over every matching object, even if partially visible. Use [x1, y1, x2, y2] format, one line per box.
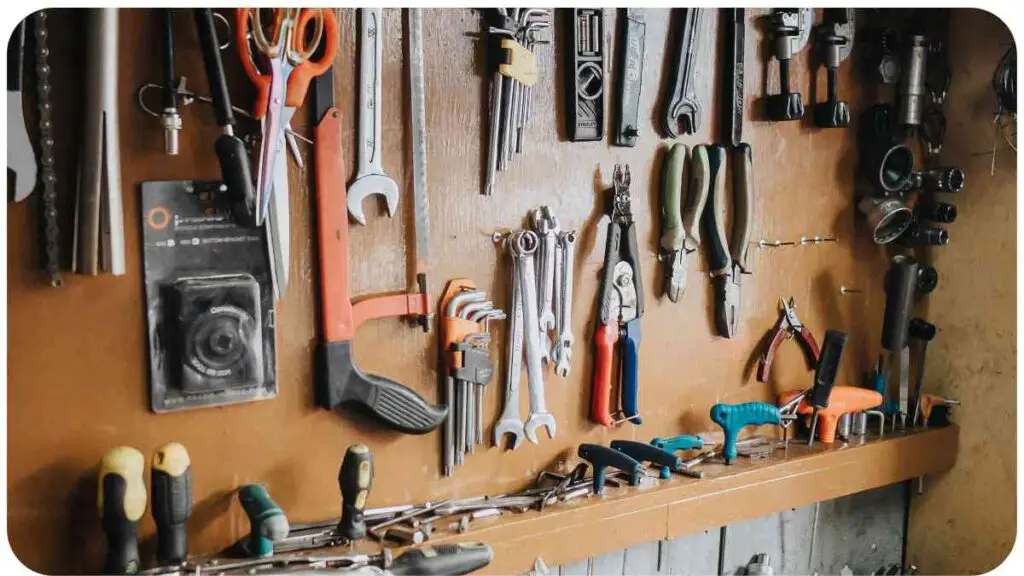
[554, 231, 576, 377]
[494, 253, 526, 449]
[348, 8, 399, 226]
[514, 232, 556, 443]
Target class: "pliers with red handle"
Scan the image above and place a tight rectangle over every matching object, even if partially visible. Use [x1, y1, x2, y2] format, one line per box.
[757, 297, 820, 382]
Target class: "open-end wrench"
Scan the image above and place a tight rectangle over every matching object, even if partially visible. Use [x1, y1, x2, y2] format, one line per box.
[662, 9, 706, 138]
[514, 232, 556, 444]
[533, 207, 558, 344]
[348, 8, 399, 226]
[494, 252, 526, 449]
[554, 231, 577, 377]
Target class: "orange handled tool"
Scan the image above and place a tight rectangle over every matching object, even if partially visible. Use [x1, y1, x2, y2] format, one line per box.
[918, 394, 960, 426]
[779, 387, 883, 443]
[591, 323, 619, 427]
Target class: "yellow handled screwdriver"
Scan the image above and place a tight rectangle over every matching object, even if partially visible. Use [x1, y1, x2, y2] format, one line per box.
[151, 443, 192, 566]
[338, 444, 373, 541]
[98, 446, 146, 574]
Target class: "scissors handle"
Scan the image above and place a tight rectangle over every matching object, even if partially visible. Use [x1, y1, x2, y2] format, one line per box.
[286, 9, 339, 108]
[235, 8, 271, 119]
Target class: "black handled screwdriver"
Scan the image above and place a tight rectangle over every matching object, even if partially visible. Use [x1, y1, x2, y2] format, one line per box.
[151, 442, 192, 566]
[338, 444, 373, 541]
[807, 330, 848, 445]
[391, 542, 495, 575]
[98, 446, 147, 574]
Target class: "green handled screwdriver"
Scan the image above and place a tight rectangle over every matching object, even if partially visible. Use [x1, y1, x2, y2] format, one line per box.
[338, 444, 373, 541]
[98, 446, 147, 574]
[239, 484, 289, 558]
[151, 442, 192, 566]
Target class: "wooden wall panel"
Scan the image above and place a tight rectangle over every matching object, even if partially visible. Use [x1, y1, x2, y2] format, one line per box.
[906, 9, 1017, 574]
[7, 9, 895, 573]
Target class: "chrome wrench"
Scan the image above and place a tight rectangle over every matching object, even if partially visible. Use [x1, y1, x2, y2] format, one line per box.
[533, 207, 558, 354]
[515, 231, 556, 443]
[494, 250, 526, 449]
[348, 8, 399, 225]
[554, 231, 577, 377]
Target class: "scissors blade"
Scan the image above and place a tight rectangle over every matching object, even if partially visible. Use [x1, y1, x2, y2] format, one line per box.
[265, 127, 290, 300]
[255, 56, 290, 226]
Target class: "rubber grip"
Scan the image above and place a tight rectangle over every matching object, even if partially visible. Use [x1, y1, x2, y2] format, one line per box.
[810, 329, 847, 409]
[623, 221, 645, 316]
[591, 322, 619, 427]
[215, 134, 257, 228]
[195, 9, 235, 127]
[710, 402, 781, 463]
[621, 318, 642, 424]
[611, 439, 679, 480]
[317, 340, 447, 434]
[651, 434, 704, 453]
[286, 9, 340, 108]
[660, 143, 687, 252]
[578, 443, 642, 493]
[683, 145, 711, 247]
[881, 255, 919, 351]
[338, 444, 372, 541]
[151, 443, 192, 566]
[700, 145, 730, 274]
[730, 143, 753, 269]
[391, 543, 494, 576]
[238, 484, 289, 558]
[234, 9, 269, 119]
[99, 447, 146, 575]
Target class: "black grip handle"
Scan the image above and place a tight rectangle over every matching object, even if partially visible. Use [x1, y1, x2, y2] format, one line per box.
[810, 330, 847, 409]
[318, 341, 447, 434]
[610, 439, 679, 469]
[338, 444, 373, 541]
[194, 9, 234, 128]
[701, 145, 730, 274]
[151, 443, 192, 566]
[882, 255, 919, 351]
[908, 318, 936, 342]
[7, 20, 24, 91]
[215, 134, 257, 227]
[161, 9, 177, 110]
[101, 475, 141, 574]
[391, 543, 494, 576]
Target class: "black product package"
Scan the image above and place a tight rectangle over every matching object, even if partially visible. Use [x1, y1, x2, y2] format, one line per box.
[141, 180, 277, 412]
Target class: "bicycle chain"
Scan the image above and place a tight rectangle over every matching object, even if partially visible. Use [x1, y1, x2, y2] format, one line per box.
[35, 10, 62, 287]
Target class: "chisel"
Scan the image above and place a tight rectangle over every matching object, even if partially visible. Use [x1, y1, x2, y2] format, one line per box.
[151, 442, 192, 566]
[98, 447, 146, 574]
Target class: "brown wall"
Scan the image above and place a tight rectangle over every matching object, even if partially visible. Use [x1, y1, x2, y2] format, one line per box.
[907, 9, 1017, 574]
[6, 8, 955, 574]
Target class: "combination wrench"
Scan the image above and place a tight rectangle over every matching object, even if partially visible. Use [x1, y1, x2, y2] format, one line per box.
[554, 231, 577, 377]
[494, 251, 526, 449]
[533, 207, 558, 355]
[348, 8, 399, 225]
[514, 231, 556, 443]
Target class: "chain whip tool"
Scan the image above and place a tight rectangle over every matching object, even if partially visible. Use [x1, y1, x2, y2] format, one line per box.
[35, 12, 61, 286]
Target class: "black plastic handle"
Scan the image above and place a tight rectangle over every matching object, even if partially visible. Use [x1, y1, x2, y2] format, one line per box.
[701, 145, 730, 274]
[391, 543, 494, 576]
[151, 444, 192, 566]
[338, 444, 372, 541]
[810, 330, 847, 409]
[101, 475, 141, 574]
[194, 9, 234, 128]
[881, 255, 919, 352]
[215, 134, 256, 227]
[908, 318, 936, 342]
[318, 341, 447, 434]
[578, 443, 642, 493]
[161, 9, 177, 110]
[610, 439, 679, 469]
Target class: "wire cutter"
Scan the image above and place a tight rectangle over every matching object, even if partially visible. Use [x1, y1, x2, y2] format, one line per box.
[660, 143, 711, 301]
[592, 165, 644, 427]
[700, 143, 753, 338]
[758, 297, 820, 382]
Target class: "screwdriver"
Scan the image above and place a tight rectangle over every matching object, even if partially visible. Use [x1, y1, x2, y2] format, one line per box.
[238, 484, 290, 558]
[338, 444, 373, 542]
[151, 442, 192, 566]
[391, 542, 495, 575]
[806, 330, 847, 446]
[98, 446, 146, 574]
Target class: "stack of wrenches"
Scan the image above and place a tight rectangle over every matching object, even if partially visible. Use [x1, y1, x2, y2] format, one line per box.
[441, 283, 506, 477]
[483, 8, 552, 195]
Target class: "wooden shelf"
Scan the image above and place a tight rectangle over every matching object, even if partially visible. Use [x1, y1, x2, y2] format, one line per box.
[428, 426, 959, 574]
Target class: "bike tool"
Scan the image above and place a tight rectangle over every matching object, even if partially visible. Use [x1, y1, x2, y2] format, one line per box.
[812, 9, 855, 128]
[880, 255, 918, 429]
[236, 8, 338, 299]
[98, 447, 146, 574]
[612, 439, 704, 480]
[660, 143, 710, 302]
[758, 298, 820, 382]
[564, 8, 605, 142]
[661, 8, 707, 137]
[592, 165, 644, 426]
[312, 68, 444, 434]
[710, 402, 793, 464]
[613, 9, 646, 147]
[763, 9, 813, 122]
[151, 443, 193, 566]
[776, 329, 847, 445]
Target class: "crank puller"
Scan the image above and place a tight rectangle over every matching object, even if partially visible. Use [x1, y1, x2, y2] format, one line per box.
[578, 443, 643, 494]
[238, 484, 290, 558]
[98, 447, 146, 575]
[338, 444, 373, 541]
[151, 442, 192, 566]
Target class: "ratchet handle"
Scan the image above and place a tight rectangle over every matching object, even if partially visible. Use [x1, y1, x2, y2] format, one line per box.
[287, 9, 339, 108]
[591, 322, 619, 427]
[195, 9, 235, 127]
[660, 143, 687, 252]
[710, 402, 781, 463]
[701, 144, 730, 275]
[234, 9, 270, 119]
[391, 543, 494, 576]
[621, 318, 642, 424]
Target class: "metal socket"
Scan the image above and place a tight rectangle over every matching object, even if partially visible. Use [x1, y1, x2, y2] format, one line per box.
[858, 197, 913, 244]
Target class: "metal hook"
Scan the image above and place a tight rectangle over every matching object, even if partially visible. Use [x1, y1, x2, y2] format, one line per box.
[213, 11, 232, 50]
[136, 77, 254, 120]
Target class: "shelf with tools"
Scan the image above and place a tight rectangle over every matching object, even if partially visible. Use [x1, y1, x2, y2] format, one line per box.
[417, 426, 958, 574]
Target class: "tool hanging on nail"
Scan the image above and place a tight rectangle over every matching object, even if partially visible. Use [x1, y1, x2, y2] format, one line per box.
[880, 255, 918, 429]
[564, 8, 605, 142]
[660, 143, 710, 302]
[592, 165, 644, 426]
[763, 9, 812, 122]
[812, 9, 854, 128]
[76, 8, 126, 276]
[312, 69, 445, 435]
[661, 9, 707, 138]
[758, 297, 820, 382]
[613, 9, 646, 146]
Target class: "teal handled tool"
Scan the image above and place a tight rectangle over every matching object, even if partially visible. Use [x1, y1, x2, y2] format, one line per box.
[710, 402, 782, 464]
[239, 484, 290, 558]
[611, 439, 702, 479]
[578, 443, 643, 494]
[651, 434, 707, 453]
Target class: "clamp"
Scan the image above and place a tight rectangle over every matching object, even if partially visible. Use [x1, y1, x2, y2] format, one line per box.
[758, 297, 820, 382]
[592, 165, 644, 427]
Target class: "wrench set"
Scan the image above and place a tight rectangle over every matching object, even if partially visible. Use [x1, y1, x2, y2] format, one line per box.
[493, 208, 577, 450]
